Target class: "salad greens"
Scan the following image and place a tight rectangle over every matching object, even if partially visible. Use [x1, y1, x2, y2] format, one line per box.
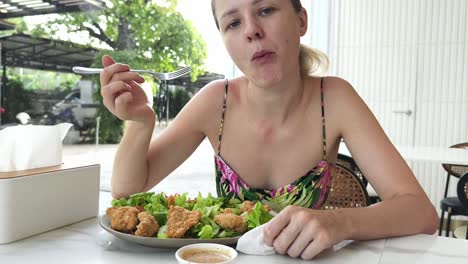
[111, 192, 273, 239]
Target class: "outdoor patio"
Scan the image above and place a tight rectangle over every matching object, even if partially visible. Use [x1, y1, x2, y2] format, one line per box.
[63, 124, 217, 197]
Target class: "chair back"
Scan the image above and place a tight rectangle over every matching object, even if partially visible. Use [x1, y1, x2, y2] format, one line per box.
[442, 143, 468, 178]
[457, 172, 468, 210]
[337, 153, 368, 187]
[323, 164, 370, 210]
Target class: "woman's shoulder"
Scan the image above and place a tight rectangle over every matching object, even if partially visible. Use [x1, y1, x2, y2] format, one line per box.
[195, 76, 246, 104]
[304, 75, 367, 117]
[195, 76, 244, 96]
[321, 76, 355, 94]
[186, 77, 245, 118]
[311, 76, 361, 104]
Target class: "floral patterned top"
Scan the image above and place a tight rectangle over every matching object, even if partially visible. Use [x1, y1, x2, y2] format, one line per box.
[214, 79, 334, 211]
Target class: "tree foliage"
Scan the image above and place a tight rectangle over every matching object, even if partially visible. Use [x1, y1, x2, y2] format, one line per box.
[28, 0, 207, 143]
[30, 0, 207, 78]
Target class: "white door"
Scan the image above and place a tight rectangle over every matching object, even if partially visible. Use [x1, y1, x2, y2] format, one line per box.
[329, 0, 420, 146]
[328, 0, 468, 147]
[413, 0, 468, 147]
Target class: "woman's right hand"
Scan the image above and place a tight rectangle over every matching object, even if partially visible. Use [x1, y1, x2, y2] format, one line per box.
[100, 55, 155, 124]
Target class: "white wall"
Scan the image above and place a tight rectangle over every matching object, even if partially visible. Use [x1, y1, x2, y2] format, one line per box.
[305, 0, 330, 56]
[325, 0, 468, 148]
[310, 0, 468, 213]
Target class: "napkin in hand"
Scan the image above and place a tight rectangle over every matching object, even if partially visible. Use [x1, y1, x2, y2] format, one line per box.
[0, 123, 72, 172]
[236, 223, 355, 256]
[236, 224, 276, 255]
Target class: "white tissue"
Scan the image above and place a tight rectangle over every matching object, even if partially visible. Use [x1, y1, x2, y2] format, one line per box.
[236, 224, 276, 255]
[0, 123, 73, 172]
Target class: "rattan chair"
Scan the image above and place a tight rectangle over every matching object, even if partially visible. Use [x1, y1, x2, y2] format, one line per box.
[454, 172, 468, 239]
[337, 154, 368, 186]
[438, 143, 468, 237]
[337, 154, 381, 204]
[323, 163, 370, 209]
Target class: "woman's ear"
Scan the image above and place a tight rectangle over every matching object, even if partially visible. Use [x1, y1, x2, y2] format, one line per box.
[298, 7, 308, 36]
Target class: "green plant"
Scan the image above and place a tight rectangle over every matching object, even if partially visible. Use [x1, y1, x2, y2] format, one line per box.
[29, 0, 208, 143]
[168, 87, 191, 118]
[2, 77, 33, 123]
[95, 105, 124, 144]
[90, 74, 122, 144]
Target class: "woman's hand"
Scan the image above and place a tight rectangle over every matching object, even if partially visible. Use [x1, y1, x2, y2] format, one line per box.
[100, 55, 155, 124]
[263, 205, 350, 260]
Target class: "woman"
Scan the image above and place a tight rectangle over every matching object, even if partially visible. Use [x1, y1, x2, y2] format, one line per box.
[100, 0, 438, 260]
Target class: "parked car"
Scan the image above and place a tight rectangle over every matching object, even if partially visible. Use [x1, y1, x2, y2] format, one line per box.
[39, 80, 99, 131]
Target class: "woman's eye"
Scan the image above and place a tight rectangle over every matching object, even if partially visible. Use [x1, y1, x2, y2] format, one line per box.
[259, 7, 273, 16]
[227, 20, 240, 30]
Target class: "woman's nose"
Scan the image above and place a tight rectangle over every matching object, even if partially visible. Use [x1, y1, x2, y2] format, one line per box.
[244, 19, 264, 41]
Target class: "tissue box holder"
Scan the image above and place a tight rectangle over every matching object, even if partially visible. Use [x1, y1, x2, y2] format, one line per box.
[0, 161, 100, 244]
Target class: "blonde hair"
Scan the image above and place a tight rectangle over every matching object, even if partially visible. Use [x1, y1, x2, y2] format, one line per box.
[211, 0, 328, 76]
[299, 44, 329, 76]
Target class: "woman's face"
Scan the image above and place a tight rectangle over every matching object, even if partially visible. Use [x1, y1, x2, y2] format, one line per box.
[213, 0, 307, 86]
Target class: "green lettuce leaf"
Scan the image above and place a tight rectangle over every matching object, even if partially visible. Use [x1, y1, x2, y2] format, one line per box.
[157, 225, 167, 238]
[198, 225, 214, 239]
[144, 203, 168, 225]
[218, 230, 241, 238]
[174, 193, 188, 207]
[244, 202, 273, 230]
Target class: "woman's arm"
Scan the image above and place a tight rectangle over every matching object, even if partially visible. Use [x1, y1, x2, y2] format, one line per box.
[110, 78, 226, 199]
[329, 76, 438, 239]
[111, 119, 157, 198]
[263, 77, 438, 260]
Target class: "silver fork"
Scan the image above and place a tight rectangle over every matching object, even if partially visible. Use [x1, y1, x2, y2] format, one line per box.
[72, 66, 192, 81]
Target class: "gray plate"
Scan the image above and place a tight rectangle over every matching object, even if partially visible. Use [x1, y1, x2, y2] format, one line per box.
[99, 215, 240, 248]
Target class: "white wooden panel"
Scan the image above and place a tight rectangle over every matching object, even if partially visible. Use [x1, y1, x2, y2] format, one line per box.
[333, 0, 419, 146]
[328, 0, 468, 210]
[414, 0, 468, 147]
[331, 0, 468, 147]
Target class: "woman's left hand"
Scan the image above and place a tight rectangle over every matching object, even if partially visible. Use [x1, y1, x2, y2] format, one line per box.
[263, 205, 350, 260]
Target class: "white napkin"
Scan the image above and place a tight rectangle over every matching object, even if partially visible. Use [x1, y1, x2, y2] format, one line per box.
[236, 224, 276, 255]
[236, 223, 355, 256]
[0, 123, 72, 172]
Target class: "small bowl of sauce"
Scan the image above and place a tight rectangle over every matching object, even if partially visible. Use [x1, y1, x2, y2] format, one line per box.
[175, 243, 238, 264]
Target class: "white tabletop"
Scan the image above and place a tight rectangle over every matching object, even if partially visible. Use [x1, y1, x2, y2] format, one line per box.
[1, 192, 468, 264]
[339, 143, 468, 166]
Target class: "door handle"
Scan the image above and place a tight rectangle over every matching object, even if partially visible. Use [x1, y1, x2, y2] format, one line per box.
[392, 110, 412, 116]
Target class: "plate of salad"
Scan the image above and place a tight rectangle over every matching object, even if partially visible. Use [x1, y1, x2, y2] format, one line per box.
[99, 192, 274, 248]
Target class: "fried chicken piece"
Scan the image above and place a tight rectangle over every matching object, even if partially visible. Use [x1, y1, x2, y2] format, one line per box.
[134, 206, 145, 212]
[135, 212, 159, 237]
[214, 212, 247, 233]
[240, 201, 255, 213]
[222, 208, 234, 214]
[166, 206, 202, 238]
[240, 201, 271, 213]
[106, 206, 139, 233]
[167, 194, 178, 207]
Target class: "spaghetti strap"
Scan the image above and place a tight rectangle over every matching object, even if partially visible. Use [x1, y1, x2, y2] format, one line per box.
[217, 79, 229, 156]
[213, 77, 334, 210]
[320, 77, 327, 160]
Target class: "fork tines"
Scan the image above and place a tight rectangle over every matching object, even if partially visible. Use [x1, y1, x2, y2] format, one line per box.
[168, 66, 192, 79]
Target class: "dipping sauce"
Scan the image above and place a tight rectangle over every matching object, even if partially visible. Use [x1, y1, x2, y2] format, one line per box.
[181, 249, 231, 263]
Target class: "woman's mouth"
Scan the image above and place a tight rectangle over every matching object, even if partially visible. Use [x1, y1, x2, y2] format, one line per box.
[251, 50, 275, 63]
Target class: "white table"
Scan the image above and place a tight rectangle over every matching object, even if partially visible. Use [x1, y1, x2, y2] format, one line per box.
[339, 143, 468, 206]
[1, 191, 468, 264]
[339, 143, 468, 166]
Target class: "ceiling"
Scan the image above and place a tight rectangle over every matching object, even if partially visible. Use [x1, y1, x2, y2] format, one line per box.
[0, 0, 107, 19]
[0, 33, 99, 72]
